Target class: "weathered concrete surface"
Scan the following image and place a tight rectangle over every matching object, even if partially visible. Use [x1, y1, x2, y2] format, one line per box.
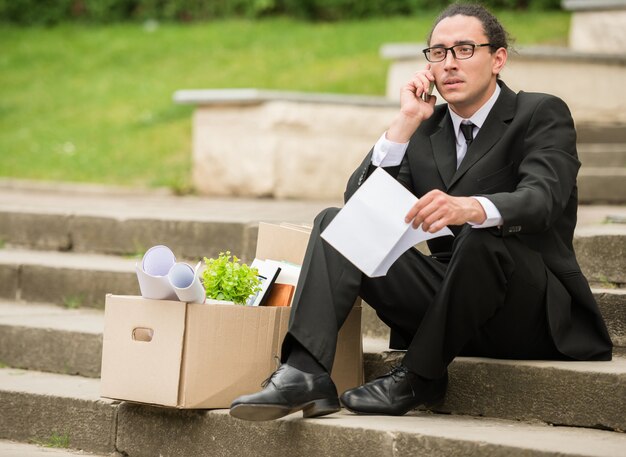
[0, 212, 72, 252]
[578, 168, 626, 204]
[2, 301, 625, 431]
[0, 302, 102, 377]
[0, 369, 118, 454]
[364, 348, 626, 432]
[0, 264, 18, 300]
[0, 185, 336, 260]
[0, 249, 139, 307]
[0, 325, 102, 377]
[597, 289, 626, 347]
[69, 216, 259, 261]
[578, 144, 626, 167]
[116, 404, 626, 457]
[575, 227, 626, 285]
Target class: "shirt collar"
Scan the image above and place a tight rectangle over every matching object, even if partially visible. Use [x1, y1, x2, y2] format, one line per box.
[449, 83, 501, 144]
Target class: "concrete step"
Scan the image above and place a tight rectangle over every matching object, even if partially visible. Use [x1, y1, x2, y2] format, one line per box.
[0, 185, 336, 262]
[0, 369, 118, 454]
[0, 439, 109, 456]
[576, 125, 626, 144]
[0, 302, 103, 377]
[1, 185, 625, 259]
[0, 249, 138, 309]
[578, 143, 626, 168]
[1, 368, 625, 457]
[362, 288, 626, 347]
[574, 226, 626, 286]
[0, 302, 624, 430]
[0, 218, 623, 310]
[578, 168, 626, 204]
[364, 339, 626, 432]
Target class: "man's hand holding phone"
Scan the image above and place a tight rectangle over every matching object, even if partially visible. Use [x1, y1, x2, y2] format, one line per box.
[386, 66, 437, 143]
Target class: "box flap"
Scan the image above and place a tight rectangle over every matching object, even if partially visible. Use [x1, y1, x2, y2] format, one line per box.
[255, 222, 311, 265]
[100, 295, 186, 407]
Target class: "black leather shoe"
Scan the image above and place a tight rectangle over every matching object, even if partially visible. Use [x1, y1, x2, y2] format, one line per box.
[340, 365, 447, 416]
[230, 364, 340, 421]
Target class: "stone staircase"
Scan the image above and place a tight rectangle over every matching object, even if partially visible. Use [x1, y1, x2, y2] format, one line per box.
[0, 183, 625, 456]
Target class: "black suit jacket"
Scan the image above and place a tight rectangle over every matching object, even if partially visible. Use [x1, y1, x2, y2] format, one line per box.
[345, 81, 612, 361]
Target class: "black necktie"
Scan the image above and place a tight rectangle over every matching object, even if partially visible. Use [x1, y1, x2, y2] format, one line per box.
[460, 122, 474, 147]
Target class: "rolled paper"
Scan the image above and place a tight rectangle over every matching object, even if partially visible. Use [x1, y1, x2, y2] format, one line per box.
[168, 262, 206, 304]
[136, 245, 178, 300]
[143, 245, 176, 276]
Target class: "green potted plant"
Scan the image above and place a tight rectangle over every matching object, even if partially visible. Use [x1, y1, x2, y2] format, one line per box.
[201, 251, 261, 305]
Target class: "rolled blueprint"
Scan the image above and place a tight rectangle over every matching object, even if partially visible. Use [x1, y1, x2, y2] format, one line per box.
[168, 261, 206, 304]
[136, 245, 178, 300]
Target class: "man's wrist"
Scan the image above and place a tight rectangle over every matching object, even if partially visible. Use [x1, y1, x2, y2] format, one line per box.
[386, 112, 422, 143]
[468, 197, 487, 225]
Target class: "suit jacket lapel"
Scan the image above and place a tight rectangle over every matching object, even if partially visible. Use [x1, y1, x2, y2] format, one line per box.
[430, 111, 457, 189]
[448, 82, 517, 190]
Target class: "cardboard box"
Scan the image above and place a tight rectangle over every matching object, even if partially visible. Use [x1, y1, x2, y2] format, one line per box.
[100, 222, 363, 408]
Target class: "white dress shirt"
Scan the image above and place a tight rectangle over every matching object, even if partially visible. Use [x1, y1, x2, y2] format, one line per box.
[371, 84, 503, 228]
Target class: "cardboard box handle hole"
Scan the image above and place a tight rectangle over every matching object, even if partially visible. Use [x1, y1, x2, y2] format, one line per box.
[132, 327, 154, 342]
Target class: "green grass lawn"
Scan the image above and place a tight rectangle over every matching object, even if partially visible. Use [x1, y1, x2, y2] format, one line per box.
[0, 12, 570, 191]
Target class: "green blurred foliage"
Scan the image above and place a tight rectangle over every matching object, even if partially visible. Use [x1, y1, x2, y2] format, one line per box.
[0, 0, 562, 25]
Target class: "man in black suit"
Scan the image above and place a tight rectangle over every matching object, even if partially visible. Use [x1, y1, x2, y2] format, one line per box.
[230, 3, 612, 421]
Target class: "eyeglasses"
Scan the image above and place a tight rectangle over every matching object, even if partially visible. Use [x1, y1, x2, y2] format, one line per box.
[422, 43, 493, 63]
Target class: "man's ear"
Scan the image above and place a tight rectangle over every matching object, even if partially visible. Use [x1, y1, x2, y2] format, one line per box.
[492, 47, 507, 76]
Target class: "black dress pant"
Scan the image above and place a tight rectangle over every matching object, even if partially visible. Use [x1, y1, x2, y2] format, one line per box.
[282, 207, 564, 381]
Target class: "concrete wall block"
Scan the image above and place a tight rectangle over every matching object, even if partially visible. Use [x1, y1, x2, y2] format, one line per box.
[191, 101, 396, 199]
[0, 325, 102, 377]
[20, 265, 138, 309]
[570, 11, 626, 53]
[193, 106, 276, 197]
[0, 212, 71, 251]
[0, 391, 117, 453]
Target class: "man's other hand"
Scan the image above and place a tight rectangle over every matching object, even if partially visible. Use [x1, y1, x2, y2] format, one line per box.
[405, 190, 487, 233]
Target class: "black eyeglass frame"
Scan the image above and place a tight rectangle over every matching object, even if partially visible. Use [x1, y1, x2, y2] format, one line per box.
[422, 43, 494, 62]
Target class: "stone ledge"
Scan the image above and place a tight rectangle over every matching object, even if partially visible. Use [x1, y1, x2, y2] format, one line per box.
[173, 88, 397, 108]
[562, 0, 626, 11]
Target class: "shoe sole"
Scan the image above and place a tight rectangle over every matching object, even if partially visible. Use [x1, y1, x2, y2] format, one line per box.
[340, 395, 445, 416]
[230, 398, 340, 422]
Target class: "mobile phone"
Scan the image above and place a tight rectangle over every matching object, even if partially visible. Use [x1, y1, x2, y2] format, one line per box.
[422, 81, 435, 102]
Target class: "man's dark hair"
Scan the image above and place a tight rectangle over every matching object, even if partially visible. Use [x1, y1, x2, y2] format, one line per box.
[427, 2, 512, 51]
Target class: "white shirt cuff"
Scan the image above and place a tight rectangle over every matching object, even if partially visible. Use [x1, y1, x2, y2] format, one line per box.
[469, 196, 503, 228]
[371, 132, 409, 167]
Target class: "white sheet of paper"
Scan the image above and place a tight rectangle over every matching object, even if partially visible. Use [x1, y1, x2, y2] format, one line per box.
[321, 167, 453, 277]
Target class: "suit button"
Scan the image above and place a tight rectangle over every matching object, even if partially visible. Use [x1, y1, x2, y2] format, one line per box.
[358, 170, 366, 185]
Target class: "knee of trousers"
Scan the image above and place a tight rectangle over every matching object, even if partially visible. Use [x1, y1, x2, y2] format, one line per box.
[314, 207, 341, 231]
[451, 225, 504, 261]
